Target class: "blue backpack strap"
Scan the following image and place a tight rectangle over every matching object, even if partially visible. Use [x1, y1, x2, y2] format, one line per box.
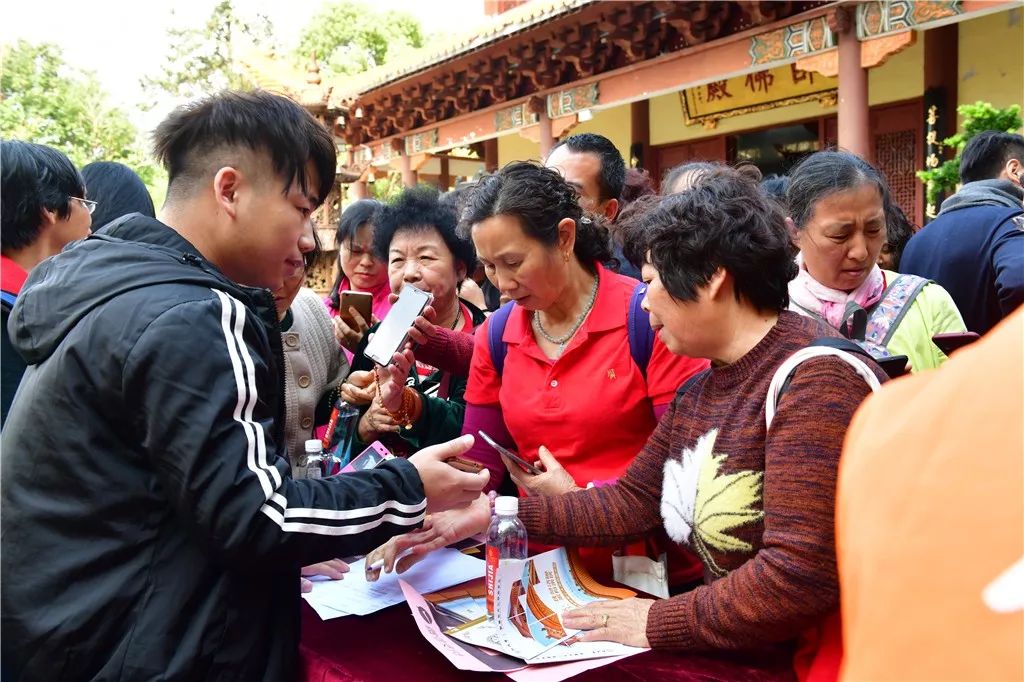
[0, 290, 17, 311]
[488, 301, 516, 377]
[675, 368, 712, 399]
[627, 282, 655, 378]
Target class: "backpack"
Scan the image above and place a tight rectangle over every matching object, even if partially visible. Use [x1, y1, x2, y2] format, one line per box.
[0, 290, 16, 312]
[793, 274, 931, 359]
[488, 281, 654, 378]
[676, 336, 883, 426]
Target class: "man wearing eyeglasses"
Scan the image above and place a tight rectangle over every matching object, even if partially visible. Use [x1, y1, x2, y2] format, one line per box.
[0, 140, 93, 426]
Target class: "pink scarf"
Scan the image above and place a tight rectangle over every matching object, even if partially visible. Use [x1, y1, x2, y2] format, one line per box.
[788, 253, 886, 329]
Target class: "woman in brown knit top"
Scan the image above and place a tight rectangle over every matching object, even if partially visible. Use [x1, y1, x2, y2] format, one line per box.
[368, 165, 884, 676]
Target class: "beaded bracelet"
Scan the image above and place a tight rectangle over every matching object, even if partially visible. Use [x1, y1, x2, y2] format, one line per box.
[374, 366, 415, 430]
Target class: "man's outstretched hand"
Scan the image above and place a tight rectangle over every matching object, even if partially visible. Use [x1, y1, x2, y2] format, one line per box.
[409, 435, 490, 514]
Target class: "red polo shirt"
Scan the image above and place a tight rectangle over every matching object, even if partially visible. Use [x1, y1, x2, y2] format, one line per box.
[1, 255, 29, 296]
[466, 263, 708, 487]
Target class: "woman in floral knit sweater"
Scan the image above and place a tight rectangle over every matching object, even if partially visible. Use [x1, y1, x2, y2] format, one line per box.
[368, 165, 885, 677]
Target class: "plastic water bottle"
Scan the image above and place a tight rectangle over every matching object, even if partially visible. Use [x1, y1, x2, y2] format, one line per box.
[299, 439, 324, 480]
[485, 496, 528, 621]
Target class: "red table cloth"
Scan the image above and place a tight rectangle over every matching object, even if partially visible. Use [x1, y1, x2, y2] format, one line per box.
[299, 601, 796, 682]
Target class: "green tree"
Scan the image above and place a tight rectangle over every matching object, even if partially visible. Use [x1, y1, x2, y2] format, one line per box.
[143, 0, 273, 102]
[296, 1, 424, 76]
[918, 101, 1023, 216]
[0, 41, 161, 190]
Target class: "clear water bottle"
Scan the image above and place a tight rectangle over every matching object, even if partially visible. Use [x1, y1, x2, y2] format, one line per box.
[300, 439, 324, 480]
[485, 496, 528, 621]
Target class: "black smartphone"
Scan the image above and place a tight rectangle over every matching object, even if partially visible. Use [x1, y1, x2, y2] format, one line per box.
[932, 331, 980, 356]
[363, 285, 431, 366]
[876, 354, 910, 379]
[477, 430, 541, 475]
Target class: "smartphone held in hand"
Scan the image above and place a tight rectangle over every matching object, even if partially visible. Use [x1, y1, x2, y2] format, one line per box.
[363, 285, 431, 366]
[478, 430, 541, 475]
[339, 290, 373, 326]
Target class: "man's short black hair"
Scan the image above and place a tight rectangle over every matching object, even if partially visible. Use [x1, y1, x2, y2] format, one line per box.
[959, 131, 1024, 184]
[152, 89, 336, 207]
[1, 140, 85, 252]
[550, 133, 626, 202]
[624, 165, 797, 312]
[374, 185, 477, 276]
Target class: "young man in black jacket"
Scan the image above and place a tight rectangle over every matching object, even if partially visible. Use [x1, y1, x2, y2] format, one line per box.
[1, 90, 489, 681]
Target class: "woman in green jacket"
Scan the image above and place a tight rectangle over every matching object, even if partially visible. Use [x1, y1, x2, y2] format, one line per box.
[346, 186, 484, 455]
[786, 150, 966, 371]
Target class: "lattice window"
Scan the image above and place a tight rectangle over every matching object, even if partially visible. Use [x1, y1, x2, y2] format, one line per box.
[305, 251, 337, 296]
[874, 130, 918, 222]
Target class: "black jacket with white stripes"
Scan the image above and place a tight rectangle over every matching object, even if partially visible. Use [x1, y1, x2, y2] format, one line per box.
[1, 215, 427, 681]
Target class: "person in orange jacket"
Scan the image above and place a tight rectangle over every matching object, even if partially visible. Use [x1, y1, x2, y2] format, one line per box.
[836, 309, 1023, 680]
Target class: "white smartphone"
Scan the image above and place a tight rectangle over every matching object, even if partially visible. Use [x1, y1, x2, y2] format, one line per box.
[363, 284, 431, 366]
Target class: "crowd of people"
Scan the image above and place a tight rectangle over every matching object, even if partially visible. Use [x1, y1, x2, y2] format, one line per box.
[1, 89, 1021, 681]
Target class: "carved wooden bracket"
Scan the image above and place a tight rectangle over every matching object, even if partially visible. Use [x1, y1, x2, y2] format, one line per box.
[860, 30, 916, 69]
[796, 49, 839, 78]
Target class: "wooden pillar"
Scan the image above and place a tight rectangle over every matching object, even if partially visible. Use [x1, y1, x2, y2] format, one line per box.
[483, 139, 499, 174]
[924, 24, 959, 147]
[399, 153, 417, 188]
[439, 154, 451, 191]
[529, 96, 554, 160]
[351, 181, 368, 200]
[630, 99, 650, 169]
[834, 8, 870, 160]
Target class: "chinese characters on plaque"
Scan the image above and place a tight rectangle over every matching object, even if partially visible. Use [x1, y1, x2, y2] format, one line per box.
[681, 63, 838, 127]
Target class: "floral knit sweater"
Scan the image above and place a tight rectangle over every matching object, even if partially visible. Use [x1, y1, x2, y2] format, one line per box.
[517, 311, 884, 653]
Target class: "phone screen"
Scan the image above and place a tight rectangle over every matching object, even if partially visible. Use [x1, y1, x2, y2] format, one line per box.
[363, 285, 431, 366]
[341, 442, 393, 473]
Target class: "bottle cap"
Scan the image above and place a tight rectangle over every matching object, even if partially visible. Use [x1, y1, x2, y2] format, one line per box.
[304, 439, 324, 454]
[494, 496, 519, 516]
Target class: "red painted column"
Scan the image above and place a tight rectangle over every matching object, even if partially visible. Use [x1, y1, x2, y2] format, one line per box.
[483, 139, 499, 174]
[835, 7, 871, 160]
[538, 109, 554, 160]
[439, 154, 451, 191]
[400, 153, 417, 188]
[529, 95, 554, 160]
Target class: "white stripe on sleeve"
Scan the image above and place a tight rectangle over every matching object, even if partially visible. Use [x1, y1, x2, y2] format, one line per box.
[213, 289, 274, 499]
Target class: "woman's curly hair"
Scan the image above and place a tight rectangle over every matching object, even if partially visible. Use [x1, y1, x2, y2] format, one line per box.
[619, 164, 797, 312]
[458, 161, 612, 267]
[373, 185, 477, 275]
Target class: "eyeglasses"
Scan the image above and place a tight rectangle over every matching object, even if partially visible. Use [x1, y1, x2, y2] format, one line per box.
[70, 197, 97, 215]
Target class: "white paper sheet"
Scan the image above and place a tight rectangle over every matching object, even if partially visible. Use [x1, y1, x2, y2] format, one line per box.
[303, 549, 485, 618]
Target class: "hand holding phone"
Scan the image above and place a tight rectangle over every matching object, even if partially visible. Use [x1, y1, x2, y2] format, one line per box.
[364, 285, 431, 367]
[339, 290, 373, 327]
[478, 430, 541, 475]
[445, 455, 484, 474]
